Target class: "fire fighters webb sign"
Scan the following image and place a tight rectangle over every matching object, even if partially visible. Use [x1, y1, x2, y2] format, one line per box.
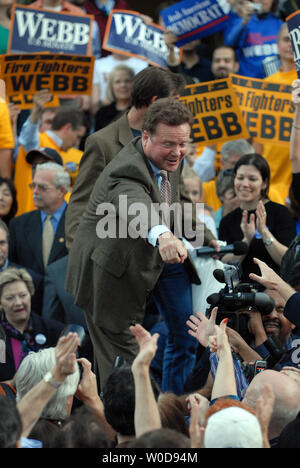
[0, 54, 95, 97]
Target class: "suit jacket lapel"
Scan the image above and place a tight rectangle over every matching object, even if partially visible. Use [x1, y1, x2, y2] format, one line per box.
[117, 113, 134, 147]
[48, 207, 67, 264]
[24, 211, 44, 272]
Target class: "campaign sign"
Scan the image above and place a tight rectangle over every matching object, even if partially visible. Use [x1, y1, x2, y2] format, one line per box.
[231, 73, 295, 146]
[8, 4, 93, 55]
[103, 10, 181, 68]
[160, 0, 230, 47]
[287, 10, 300, 78]
[179, 78, 249, 144]
[0, 54, 95, 98]
[7, 93, 60, 110]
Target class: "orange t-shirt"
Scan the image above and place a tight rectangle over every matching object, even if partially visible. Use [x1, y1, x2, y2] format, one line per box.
[0, 98, 14, 149]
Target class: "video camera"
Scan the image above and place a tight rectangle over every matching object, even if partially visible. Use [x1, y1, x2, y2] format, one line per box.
[206, 264, 275, 342]
[206, 265, 285, 374]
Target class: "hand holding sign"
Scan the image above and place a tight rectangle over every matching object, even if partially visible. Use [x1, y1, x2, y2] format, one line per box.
[164, 30, 181, 66]
[33, 89, 52, 110]
[292, 79, 300, 105]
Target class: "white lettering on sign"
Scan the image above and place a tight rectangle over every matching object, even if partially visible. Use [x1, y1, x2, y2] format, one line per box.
[289, 27, 300, 62]
[113, 13, 169, 56]
[14, 10, 90, 45]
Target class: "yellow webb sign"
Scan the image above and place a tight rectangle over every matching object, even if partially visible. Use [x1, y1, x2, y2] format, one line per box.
[179, 78, 249, 145]
[231, 73, 295, 147]
[0, 53, 95, 101]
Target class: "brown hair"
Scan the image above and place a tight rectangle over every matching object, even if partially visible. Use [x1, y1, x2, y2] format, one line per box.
[142, 98, 193, 135]
[158, 392, 190, 437]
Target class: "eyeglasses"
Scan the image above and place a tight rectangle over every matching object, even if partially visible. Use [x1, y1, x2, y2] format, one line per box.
[29, 182, 56, 192]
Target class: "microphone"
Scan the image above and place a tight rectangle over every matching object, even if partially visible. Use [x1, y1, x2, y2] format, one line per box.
[213, 269, 226, 283]
[196, 241, 248, 257]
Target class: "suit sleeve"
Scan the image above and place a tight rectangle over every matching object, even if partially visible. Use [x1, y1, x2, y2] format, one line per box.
[8, 218, 18, 265]
[65, 133, 107, 250]
[42, 269, 64, 322]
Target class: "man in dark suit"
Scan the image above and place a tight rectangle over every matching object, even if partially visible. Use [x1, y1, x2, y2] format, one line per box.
[9, 162, 70, 276]
[65, 66, 186, 248]
[66, 98, 219, 394]
[42, 255, 86, 327]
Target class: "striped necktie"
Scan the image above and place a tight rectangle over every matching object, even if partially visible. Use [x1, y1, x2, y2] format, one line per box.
[159, 170, 172, 205]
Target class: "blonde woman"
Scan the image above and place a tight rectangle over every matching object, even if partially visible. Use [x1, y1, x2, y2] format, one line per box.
[94, 65, 134, 131]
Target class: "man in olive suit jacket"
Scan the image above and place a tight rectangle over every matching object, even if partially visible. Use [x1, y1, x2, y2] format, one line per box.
[65, 67, 187, 249]
[66, 98, 218, 394]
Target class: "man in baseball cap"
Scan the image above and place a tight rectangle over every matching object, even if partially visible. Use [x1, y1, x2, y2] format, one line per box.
[26, 147, 63, 168]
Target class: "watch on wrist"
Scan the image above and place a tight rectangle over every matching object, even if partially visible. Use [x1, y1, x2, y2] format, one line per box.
[43, 371, 62, 389]
[264, 236, 274, 246]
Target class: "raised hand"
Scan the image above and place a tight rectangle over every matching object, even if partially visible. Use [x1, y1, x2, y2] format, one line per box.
[186, 307, 218, 347]
[53, 332, 79, 381]
[255, 200, 267, 235]
[130, 324, 159, 370]
[240, 209, 255, 244]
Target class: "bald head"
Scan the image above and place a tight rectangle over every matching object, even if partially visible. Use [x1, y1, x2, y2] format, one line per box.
[243, 370, 300, 439]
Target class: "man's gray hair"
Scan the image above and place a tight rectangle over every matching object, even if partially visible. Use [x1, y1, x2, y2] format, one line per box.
[221, 139, 255, 161]
[15, 347, 80, 421]
[35, 162, 71, 192]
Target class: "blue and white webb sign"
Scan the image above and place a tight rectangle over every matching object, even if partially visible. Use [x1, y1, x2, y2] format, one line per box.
[161, 0, 230, 46]
[287, 9, 300, 78]
[8, 4, 92, 55]
[103, 10, 181, 68]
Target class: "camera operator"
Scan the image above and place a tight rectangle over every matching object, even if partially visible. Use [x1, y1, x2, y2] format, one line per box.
[249, 257, 300, 365]
[231, 287, 299, 369]
[185, 278, 299, 397]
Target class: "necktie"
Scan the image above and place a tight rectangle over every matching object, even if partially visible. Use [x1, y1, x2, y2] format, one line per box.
[159, 170, 172, 205]
[42, 215, 54, 269]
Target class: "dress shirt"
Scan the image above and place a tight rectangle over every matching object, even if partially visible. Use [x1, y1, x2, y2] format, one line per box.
[40, 201, 67, 235]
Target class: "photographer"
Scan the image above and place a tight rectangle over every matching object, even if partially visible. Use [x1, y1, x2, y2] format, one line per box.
[224, 0, 282, 78]
[186, 272, 299, 397]
[250, 258, 299, 314]
[229, 287, 300, 370]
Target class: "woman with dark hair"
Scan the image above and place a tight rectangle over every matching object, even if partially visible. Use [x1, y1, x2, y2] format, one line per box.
[0, 177, 17, 225]
[219, 153, 296, 281]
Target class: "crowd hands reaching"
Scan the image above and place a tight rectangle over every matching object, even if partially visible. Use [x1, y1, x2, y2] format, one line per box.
[3, 254, 300, 449]
[127, 254, 300, 450]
